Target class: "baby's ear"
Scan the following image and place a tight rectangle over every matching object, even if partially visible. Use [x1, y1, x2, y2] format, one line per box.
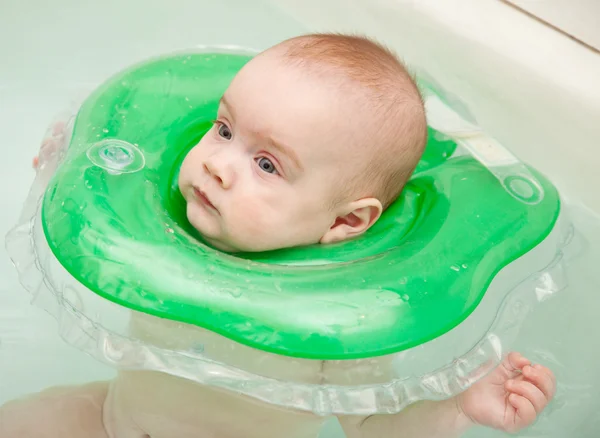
[320, 198, 382, 245]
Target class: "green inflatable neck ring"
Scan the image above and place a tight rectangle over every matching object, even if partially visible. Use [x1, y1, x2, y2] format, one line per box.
[41, 51, 560, 360]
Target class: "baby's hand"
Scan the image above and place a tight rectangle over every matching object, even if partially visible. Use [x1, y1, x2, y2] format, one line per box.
[457, 352, 556, 434]
[33, 120, 67, 170]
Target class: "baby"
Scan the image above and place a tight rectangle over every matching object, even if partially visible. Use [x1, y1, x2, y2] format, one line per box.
[2, 34, 555, 438]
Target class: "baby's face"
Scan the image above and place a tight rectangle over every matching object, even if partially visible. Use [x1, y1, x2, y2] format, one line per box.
[178, 54, 366, 252]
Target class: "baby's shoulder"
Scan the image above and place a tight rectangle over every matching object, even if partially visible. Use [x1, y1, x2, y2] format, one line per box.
[0, 382, 109, 438]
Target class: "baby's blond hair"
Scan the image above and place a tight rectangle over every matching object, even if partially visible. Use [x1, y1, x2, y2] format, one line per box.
[273, 33, 427, 209]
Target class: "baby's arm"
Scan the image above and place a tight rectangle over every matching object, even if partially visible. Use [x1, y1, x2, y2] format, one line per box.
[33, 117, 71, 184]
[32, 120, 67, 168]
[339, 398, 470, 438]
[338, 352, 556, 438]
[0, 381, 110, 438]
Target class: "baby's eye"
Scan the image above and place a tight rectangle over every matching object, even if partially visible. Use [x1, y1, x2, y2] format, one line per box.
[217, 123, 232, 140]
[256, 157, 278, 175]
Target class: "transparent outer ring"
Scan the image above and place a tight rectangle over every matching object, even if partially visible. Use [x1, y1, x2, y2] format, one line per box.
[5, 61, 573, 414]
[6, 172, 572, 415]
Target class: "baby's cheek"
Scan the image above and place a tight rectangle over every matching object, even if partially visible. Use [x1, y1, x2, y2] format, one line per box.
[231, 201, 272, 235]
[229, 195, 286, 242]
[180, 145, 207, 177]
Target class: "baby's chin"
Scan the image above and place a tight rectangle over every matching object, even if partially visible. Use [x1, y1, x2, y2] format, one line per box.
[184, 202, 316, 253]
[201, 234, 241, 253]
[186, 217, 240, 253]
[200, 232, 286, 253]
[191, 225, 286, 253]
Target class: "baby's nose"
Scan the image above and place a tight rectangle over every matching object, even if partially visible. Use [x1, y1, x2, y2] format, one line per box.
[203, 159, 233, 189]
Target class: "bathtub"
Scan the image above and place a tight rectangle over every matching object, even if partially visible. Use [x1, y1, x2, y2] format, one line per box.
[1, 0, 599, 437]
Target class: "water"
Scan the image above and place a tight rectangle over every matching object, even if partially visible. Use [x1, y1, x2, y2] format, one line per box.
[1, 1, 600, 437]
[0, 0, 304, 405]
[463, 207, 600, 437]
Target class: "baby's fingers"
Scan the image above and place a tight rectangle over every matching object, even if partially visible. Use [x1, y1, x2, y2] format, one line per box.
[51, 120, 66, 136]
[508, 393, 537, 430]
[33, 138, 58, 169]
[43, 120, 66, 139]
[506, 379, 548, 413]
[523, 364, 556, 400]
[504, 352, 531, 374]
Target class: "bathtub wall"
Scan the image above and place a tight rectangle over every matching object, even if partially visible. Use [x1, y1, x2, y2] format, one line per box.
[274, 0, 600, 214]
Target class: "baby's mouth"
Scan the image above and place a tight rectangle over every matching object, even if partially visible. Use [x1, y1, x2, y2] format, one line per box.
[193, 187, 218, 212]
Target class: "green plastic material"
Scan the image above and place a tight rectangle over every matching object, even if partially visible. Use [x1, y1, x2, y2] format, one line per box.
[42, 52, 560, 360]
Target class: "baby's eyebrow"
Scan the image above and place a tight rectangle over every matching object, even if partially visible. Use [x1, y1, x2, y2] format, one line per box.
[219, 95, 235, 119]
[220, 94, 303, 172]
[265, 137, 304, 172]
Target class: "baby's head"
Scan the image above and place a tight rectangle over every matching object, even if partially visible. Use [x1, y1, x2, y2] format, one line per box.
[179, 34, 427, 252]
